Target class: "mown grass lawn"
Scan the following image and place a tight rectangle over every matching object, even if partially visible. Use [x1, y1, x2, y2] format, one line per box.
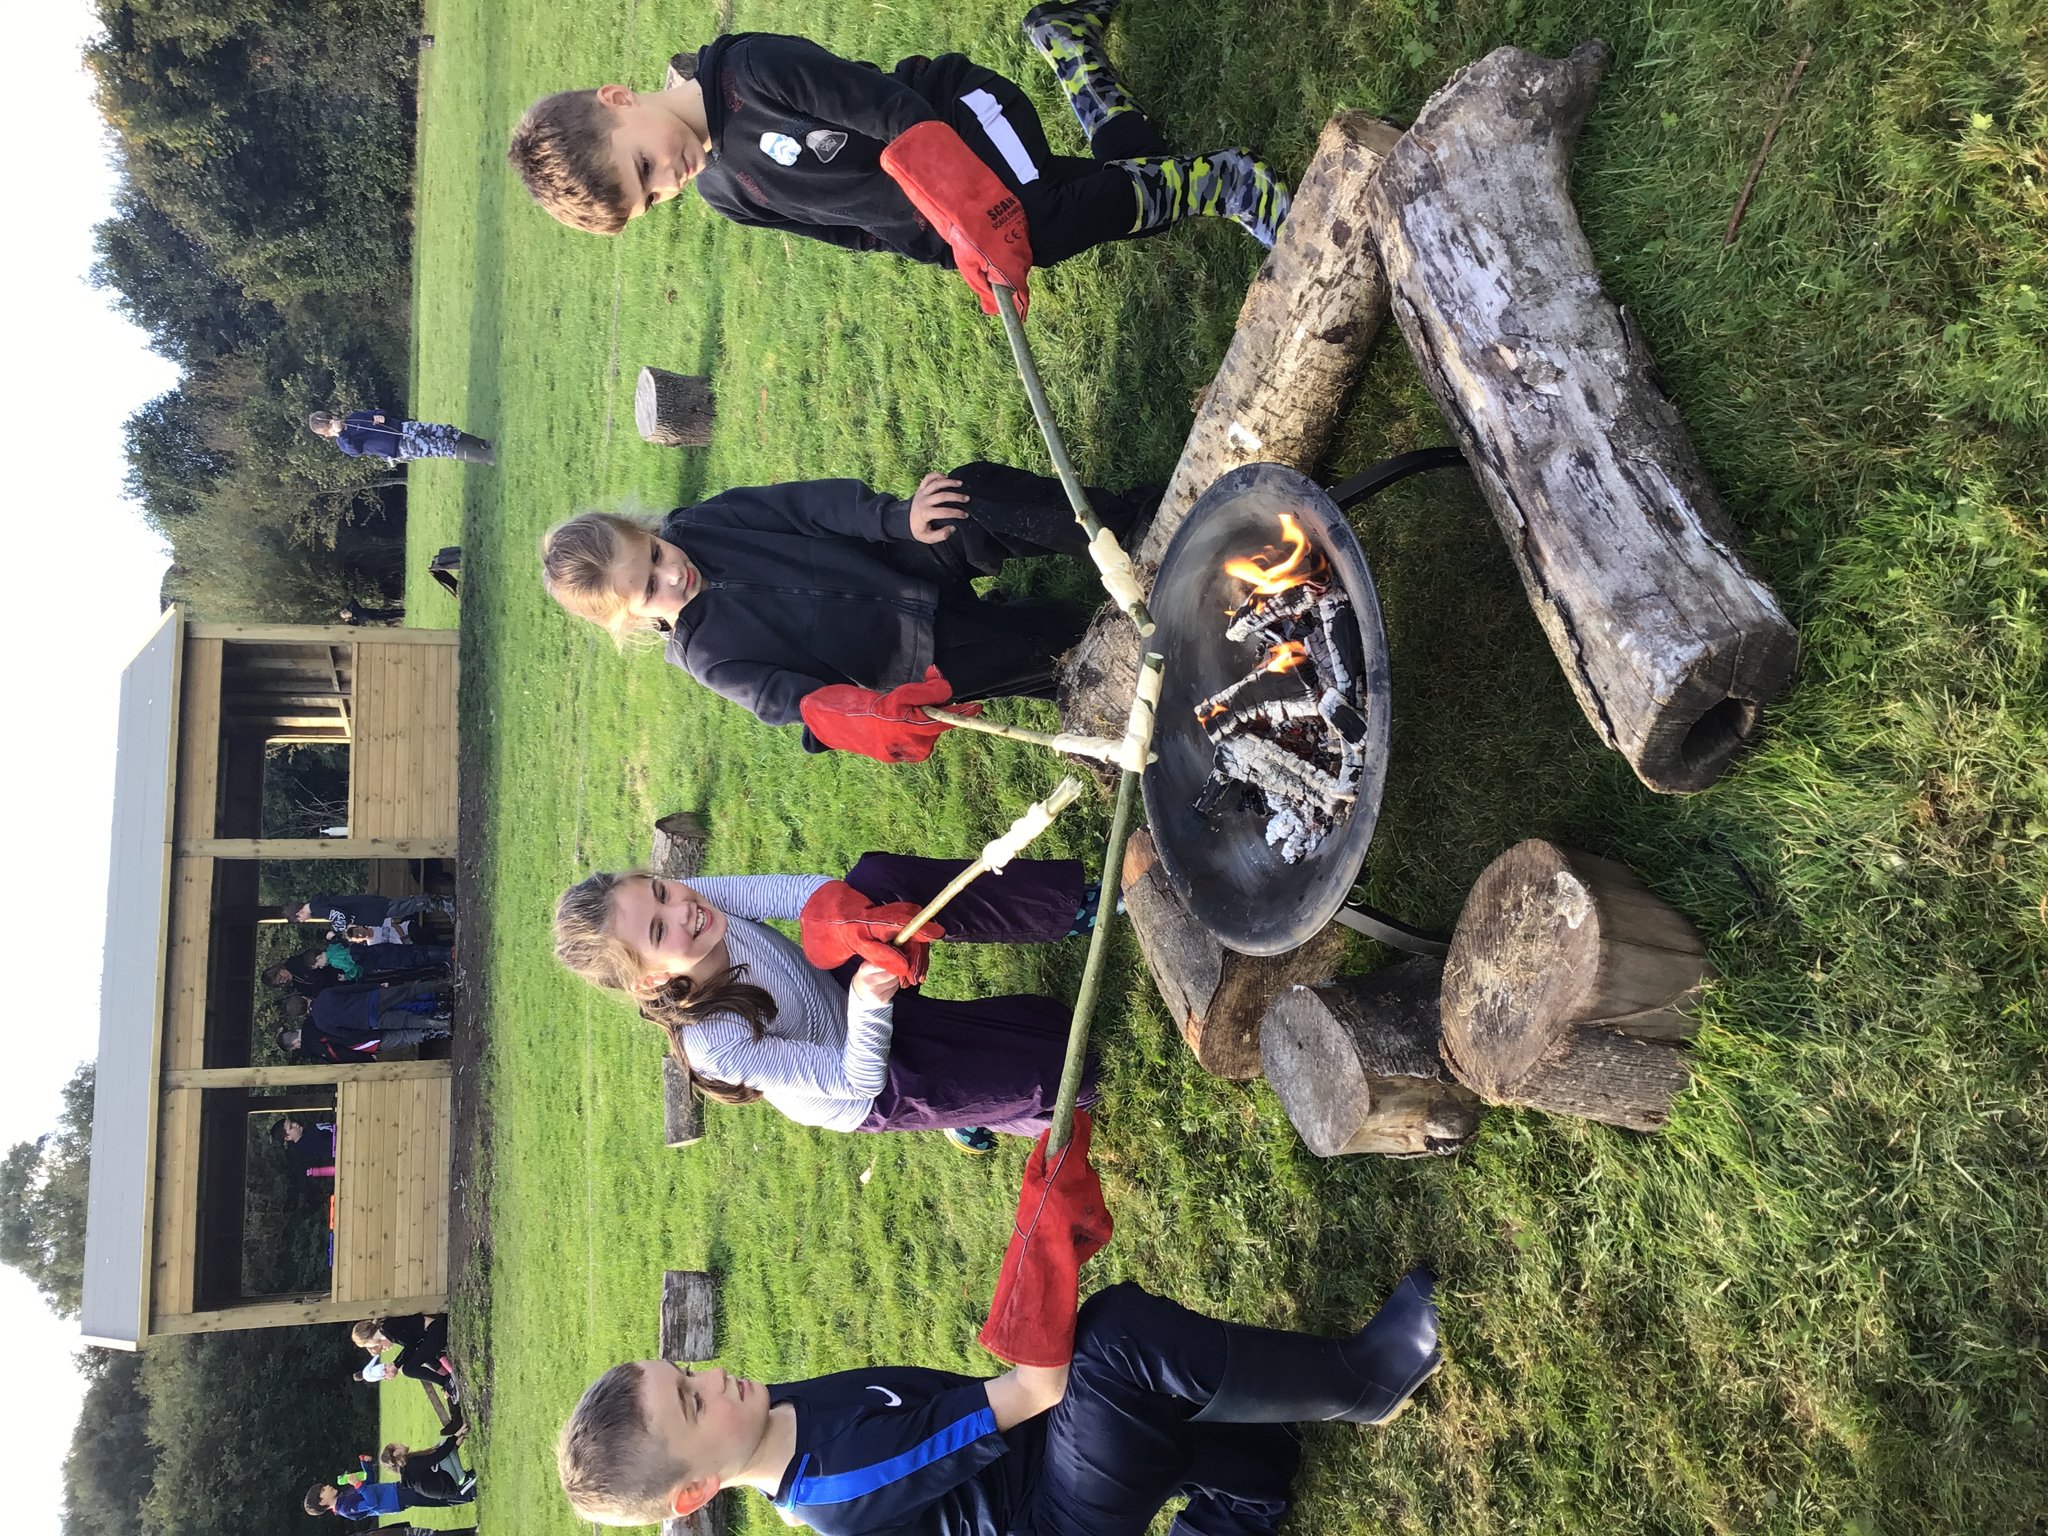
[391, 0, 2047, 1530]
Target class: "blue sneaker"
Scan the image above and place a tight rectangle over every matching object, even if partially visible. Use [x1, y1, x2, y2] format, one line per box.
[943, 1127, 999, 1155]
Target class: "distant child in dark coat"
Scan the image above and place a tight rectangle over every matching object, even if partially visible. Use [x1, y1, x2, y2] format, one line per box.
[307, 409, 495, 465]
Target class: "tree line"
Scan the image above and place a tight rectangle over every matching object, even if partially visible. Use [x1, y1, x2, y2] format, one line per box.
[91, 0, 429, 620]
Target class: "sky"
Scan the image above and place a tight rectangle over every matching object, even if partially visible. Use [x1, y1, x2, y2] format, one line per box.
[0, 1, 185, 1527]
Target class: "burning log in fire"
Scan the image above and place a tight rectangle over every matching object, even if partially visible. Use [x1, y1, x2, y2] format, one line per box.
[1193, 515, 1369, 863]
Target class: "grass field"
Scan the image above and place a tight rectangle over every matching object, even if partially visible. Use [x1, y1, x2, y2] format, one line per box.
[389, 0, 2047, 1530]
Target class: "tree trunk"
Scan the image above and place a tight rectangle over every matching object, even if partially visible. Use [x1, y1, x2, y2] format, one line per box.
[1364, 42, 1797, 793]
[636, 369, 717, 447]
[1439, 839, 1708, 1131]
[1261, 959, 1483, 1156]
[650, 810, 710, 879]
[1119, 829, 1350, 1079]
[663, 1053, 705, 1147]
[1060, 112, 1405, 741]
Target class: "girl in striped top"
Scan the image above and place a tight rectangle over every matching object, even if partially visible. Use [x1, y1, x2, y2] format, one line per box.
[552, 853, 1100, 1142]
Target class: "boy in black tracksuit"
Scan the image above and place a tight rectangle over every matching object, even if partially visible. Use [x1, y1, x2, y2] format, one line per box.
[556, 1115, 1442, 1534]
[508, 3, 1291, 305]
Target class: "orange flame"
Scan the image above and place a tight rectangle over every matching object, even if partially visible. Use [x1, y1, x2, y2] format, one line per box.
[1224, 513, 1312, 596]
[1262, 641, 1309, 674]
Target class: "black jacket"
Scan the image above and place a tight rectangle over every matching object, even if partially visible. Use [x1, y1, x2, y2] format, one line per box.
[660, 480, 963, 729]
[691, 34, 1006, 264]
[306, 892, 391, 929]
[310, 980, 442, 1039]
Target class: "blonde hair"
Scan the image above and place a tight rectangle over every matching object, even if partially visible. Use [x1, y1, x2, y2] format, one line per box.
[553, 871, 770, 1107]
[351, 1318, 384, 1349]
[540, 510, 664, 640]
[380, 1442, 408, 1471]
[306, 410, 338, 434]
[558, 1362, 691, 1524]
[508, 91, 631, 234]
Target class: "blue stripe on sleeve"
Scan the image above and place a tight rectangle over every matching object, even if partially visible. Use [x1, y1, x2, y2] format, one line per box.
[782, 1407, 998, 1507]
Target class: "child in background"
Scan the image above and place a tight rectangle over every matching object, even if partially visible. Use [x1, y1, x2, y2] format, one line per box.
[352, 1314, 459, 1397]
[508, 2, 1291, 316]
[540, 462, 1157, 762]
[553, 853, 1102, 1149]
[307, 408, 495, 466]
[380, 1429, 477, 1504]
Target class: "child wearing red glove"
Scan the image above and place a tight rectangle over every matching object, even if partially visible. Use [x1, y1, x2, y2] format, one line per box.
[507, 4, 1292, 305]
[540, 462, 1158, 763]
[552, 853, 1103, 1146]
[555, 1110, 1443, 1533]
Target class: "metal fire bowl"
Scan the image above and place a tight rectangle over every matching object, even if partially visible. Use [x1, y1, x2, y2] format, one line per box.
[1141, 463, 1394, 957]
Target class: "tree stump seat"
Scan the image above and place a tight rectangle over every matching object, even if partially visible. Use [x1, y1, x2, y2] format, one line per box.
[650, 812, 712, 1146]
[658, 1271, 727, 1536]
[636, 369, 716, 447]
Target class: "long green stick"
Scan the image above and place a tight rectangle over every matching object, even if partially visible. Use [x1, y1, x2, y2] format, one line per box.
[1048, 652, 1165, 1152]
[992, 285, 1155, 638]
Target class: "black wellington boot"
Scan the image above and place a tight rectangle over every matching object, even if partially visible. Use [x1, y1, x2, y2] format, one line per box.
[448, 432, 496, 466]
[1191, 1267, 1441, 1426]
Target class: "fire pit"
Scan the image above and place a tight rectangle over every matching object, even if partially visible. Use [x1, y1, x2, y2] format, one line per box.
[1142, 463, 1394, 956]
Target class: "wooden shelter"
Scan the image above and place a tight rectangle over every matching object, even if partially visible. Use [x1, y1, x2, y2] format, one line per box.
[81, 612, 459, 1348]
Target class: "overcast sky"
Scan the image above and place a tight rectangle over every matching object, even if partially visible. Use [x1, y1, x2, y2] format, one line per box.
[0, 2, 186, 1527]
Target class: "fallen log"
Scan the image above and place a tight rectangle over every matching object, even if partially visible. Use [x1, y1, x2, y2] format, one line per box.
[1119, 830, 1348, 1079]
[1439, 839, 1708, 1131]
[1060, 111, 1405, 742]
[1364, 42, 1797, 793]
[659, 1271, 727, 1536]
[1261, 959, 1483, 1156]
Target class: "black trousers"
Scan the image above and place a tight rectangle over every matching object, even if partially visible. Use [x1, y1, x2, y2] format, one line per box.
[945, 70, 1172, 266]
[1023, 1284, 1301, 1536]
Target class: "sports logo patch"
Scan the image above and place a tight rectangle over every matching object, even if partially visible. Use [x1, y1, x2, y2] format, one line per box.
[805, 128, 848, 162]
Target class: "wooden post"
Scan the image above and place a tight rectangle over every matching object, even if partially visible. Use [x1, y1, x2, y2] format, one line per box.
[1260, 959, 1482, 1156]
[636, 369, 716, 447]
[1364, 43, 1797, 793]
[650, 811, 710, 879]
[1438, 840, 1709, 1131]
[659, 1272, 727, 1536]
[663, 1054, 706, 1147]
[1119, 830, 1348, 1079]
[1060, 112, 1404, 742]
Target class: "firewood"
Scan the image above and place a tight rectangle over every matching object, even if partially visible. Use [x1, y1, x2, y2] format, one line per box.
[1439, 839, 1709, 1131]
[1261, 960, 1483, 1156]
[1119, 830, 1349, 1079]
[1364, 43, 1797, 792]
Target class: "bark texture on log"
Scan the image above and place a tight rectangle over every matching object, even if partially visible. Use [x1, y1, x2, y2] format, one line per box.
[650, 810, 711, 879]
[658, 1271, 729, 1536]
[663, 1053, 706, 1147]
[636, 368, 717, 447]
[1440, 839, 1707, 1131]
[1365, 43, 1796, 793]
[1262, 959, 1483, 1156]
[1120, 829, 1348, 1079]
[1061, 113, 1404, 741]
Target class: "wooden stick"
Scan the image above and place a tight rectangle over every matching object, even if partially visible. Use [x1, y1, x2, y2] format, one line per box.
[1050, 652, 1166, 1151]
[991, 285, 1154, 637]
[1723, 43, 1814, 247]
[890, 778, 1087, 943]
[921, 707, 1156, 768]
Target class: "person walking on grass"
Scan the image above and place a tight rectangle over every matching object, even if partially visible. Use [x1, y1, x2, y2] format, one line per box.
[553, 853, 1107, 1153]
[507, 0, 1290, 317]
[307, 408, 495, 466]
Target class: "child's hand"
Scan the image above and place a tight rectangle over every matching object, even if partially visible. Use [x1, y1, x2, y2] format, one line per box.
[908, 473, 969, 544]
[849, 962, 902, 1006]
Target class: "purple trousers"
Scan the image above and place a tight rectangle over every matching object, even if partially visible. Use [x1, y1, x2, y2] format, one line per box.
[841, 853, 1100, 1137]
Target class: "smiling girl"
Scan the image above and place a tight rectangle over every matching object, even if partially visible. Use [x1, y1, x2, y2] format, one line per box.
[552, 853, 1101, 1146]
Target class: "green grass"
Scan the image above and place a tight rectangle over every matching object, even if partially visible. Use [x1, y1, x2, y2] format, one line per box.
[401, 0, 2048, 1531]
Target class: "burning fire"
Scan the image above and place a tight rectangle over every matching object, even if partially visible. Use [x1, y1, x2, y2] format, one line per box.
[1224, 513, 1313, 596]
[1261, 641, 1309, 674]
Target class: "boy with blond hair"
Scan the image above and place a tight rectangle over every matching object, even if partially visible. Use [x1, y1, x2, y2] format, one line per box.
[508, 3, 1290, 316]
[556, 1113, 1441, 1533]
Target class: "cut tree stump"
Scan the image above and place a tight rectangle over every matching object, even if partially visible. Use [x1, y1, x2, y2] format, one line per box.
[1261, 959, 1483, 1156]
[1061, 112, 1406, 742]
[636, 368, 717, 447]
[652, 811, 710, 1147]
[1120, 829, 1349, 1079]
[659, 1271, 727, 1536]
[1364, 42, 1797, 793]
[1439, 839, 1708, 1131]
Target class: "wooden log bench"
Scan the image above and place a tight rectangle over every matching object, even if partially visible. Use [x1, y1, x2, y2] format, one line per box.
[1261, 958, 1482, 1156]
[659, 1270, 729, 1536]
[1439, 839, 1709, 1131]
[651, 813, 711, 1146]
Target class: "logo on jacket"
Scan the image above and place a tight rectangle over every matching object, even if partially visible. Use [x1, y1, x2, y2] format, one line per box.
[759, 131, 802, 166]
[865, 1385, 904, 1407]
[805, 128, 848, 162]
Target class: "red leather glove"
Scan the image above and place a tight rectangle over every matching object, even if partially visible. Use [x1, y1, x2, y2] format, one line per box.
[798, 666, 981, 763]
[881, 120, 1034, 317]
[800, 878, 945, 984]
[978, 1109, 1114, 1367]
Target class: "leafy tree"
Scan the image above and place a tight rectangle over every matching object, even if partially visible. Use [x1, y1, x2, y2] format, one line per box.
[63, 1349, 155, 1536]
[0, 1063, 96, 1317]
